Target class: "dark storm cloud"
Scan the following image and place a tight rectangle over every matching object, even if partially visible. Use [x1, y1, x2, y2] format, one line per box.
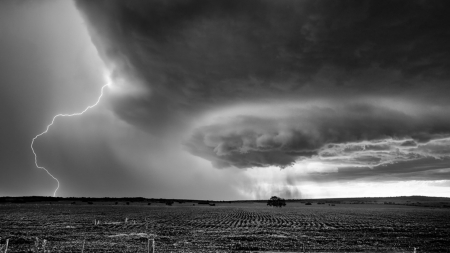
[185, 103, 450, 168]
[76, 0, 450, 170]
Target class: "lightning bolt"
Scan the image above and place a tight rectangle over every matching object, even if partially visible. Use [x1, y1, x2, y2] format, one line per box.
[31, 83, 109, 197]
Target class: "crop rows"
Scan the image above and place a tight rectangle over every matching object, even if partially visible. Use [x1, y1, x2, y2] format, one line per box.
[0, 203, 449, 252]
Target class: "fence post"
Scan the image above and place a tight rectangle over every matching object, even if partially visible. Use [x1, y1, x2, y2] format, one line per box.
[147, 238, 155, 253]
[34, 237, 39, 253]
[81, 238, 85, 253]
[4, 239, 8, 253]
[42, 239, 47, 253]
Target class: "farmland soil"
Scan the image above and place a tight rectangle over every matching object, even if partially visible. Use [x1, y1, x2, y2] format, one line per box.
[0, 202, 449, 252]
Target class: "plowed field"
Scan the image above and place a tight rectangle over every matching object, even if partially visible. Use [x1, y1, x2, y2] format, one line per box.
[1, 203, 449, 252]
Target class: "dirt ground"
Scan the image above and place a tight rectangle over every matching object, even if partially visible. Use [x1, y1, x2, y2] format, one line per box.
[0, 202, 449, 252]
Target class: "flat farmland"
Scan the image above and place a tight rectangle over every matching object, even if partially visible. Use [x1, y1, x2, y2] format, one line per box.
[1, 202, 449, 252]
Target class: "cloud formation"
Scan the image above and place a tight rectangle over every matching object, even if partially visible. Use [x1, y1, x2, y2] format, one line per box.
[186, 102, 450, 168]
[75, 0, 450, 175]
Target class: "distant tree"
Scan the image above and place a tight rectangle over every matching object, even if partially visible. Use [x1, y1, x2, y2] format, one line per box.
[267, 196, 286, 208]
[166, 200, 174, 206]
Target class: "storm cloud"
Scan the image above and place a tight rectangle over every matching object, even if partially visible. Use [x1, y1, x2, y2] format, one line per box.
[186, 102, 450, 168]
[75, 0, 450, 175]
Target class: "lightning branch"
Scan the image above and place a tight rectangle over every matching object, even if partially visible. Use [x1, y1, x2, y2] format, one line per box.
[31, 83, 109, 197]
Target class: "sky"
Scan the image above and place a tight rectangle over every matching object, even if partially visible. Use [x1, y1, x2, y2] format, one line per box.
[1, 0, 450, 199]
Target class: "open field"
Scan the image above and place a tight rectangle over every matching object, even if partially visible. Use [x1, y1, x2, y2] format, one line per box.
[1, 202, 449, 252]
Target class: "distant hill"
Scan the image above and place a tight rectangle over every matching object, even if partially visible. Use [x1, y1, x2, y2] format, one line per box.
[287, 195, 450, 208]
[0, 195, 449, 208]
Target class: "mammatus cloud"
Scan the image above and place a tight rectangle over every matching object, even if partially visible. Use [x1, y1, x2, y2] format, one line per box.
[75, 0, 450, 179]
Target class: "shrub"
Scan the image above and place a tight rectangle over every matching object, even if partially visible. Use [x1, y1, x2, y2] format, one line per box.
[267, 196, 286, 208]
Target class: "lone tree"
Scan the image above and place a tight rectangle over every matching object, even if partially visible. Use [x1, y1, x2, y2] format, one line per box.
[267, 196, 286, 208]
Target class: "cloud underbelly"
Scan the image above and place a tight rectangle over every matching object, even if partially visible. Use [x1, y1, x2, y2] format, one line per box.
[185, 102, 450, 169]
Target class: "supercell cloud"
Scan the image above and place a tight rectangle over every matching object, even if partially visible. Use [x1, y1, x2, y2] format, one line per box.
[187, 103, 450, 168]
[75, 0, 450, 183]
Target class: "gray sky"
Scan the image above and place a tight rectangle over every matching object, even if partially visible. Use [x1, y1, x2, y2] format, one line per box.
[2, 0, 450, 199]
